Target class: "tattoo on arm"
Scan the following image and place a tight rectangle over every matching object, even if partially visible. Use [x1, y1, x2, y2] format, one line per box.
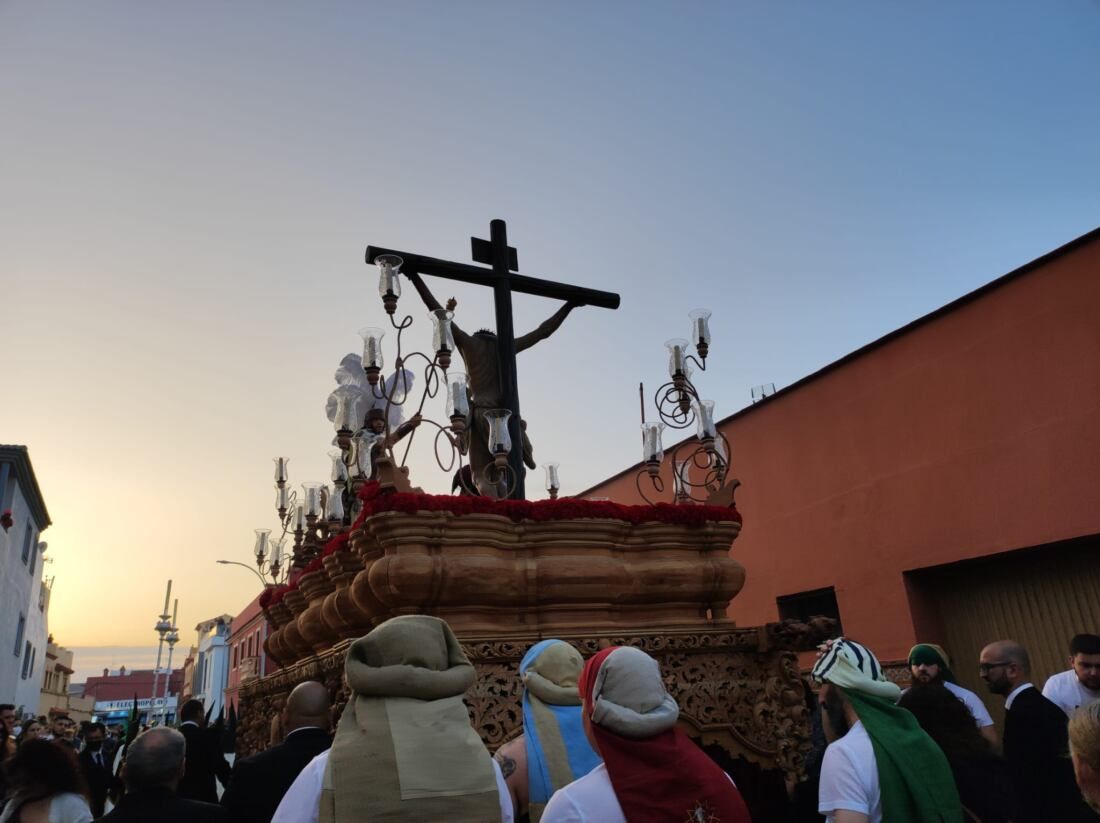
[494, 751, 517, 779]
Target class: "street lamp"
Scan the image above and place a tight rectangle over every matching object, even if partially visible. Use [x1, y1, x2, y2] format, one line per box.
[157, 599, 179, 726]
[150, 580, 172, 726]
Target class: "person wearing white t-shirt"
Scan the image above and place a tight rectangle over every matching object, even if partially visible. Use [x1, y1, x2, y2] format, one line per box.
[1042, 633, 1100, 718]
[813, 638, 962, 823]
[906, 643, 997, 747]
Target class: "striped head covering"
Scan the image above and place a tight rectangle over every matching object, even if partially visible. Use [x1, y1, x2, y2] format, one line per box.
[812, 638, 962, 822]
[520, 640, 601, 821]
[811, 637, 901, 701]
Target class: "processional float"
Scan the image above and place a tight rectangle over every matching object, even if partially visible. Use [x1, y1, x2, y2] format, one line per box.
[236, 220, 832, 785]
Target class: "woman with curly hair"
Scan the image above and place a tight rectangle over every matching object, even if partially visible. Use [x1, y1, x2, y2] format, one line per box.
[0, 739, 92, 823]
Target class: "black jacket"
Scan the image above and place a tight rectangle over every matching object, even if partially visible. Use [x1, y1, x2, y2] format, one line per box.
[220, 727, 332, 823]
[77, 746, 118, 817]
[1003, 685, 1097, 822]
[178, 723, 233, 804]
[99, 786, 229, 823]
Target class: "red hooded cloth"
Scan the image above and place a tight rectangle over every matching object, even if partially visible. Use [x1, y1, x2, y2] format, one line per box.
[579, 646, 751, 823]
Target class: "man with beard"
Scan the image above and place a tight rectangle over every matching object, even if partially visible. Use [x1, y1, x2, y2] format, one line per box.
[906, 643, 997, 746]
[979, 640, 1096, 821]
[1044, 634, 1100, 718]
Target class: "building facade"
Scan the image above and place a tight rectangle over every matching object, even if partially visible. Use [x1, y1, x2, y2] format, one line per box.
[81, 666, 184, 726]
[191, 615, 232, 719]
[582, 227, 1100, 726]
[38, 636, 92, 722]
[223, 593, 273, 712]
[0, 445, 52, 717]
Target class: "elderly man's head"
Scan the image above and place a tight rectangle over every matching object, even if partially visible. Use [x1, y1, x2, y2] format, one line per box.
[124, 727, 186, 791]
[1069, 702, 1100, 812]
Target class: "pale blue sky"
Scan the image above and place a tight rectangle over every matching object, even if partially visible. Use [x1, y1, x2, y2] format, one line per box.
[2, 1, 1098, 644]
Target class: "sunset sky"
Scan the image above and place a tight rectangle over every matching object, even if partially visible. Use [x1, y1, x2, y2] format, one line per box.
[3, 1, 1099, 649]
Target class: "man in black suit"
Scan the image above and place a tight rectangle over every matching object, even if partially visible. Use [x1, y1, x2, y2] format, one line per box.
[980, 640, 1098, 822]
[77, 721, 118, 816]
[100, 727, 228, 822]
[221, 681, 332, 823]
[177, 698, 233, 803]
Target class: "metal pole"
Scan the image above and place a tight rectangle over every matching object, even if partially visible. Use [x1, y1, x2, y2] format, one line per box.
[149, 580, 170, 727]
[489, 219, 525, 499]
[159, 599, 178, 726]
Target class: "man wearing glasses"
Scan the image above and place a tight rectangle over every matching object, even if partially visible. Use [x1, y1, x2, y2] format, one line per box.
[979, 640, 1094, 822]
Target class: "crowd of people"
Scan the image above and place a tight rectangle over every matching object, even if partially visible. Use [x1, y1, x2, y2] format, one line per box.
[1, 625, 1098, 822]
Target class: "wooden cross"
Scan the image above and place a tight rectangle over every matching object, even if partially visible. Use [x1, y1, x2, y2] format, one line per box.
[366, 219, 620, 498]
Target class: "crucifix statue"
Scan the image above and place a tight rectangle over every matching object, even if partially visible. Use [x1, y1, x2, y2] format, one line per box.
[366, 219, 620, 499]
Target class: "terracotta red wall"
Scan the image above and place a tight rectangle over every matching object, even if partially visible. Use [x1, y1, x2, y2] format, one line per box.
[585, 231, 1100, 663]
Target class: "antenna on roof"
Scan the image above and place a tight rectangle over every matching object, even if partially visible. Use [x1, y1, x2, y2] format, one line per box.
[751, 383, 776, 404]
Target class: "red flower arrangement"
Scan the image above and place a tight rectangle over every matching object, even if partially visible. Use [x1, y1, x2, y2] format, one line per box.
[267, 585, 289, 606]
[259, 587, 274, 609]
[321, 533, 350, 557]
[0, 509, 12, 532]
[353, 481, 741, 528]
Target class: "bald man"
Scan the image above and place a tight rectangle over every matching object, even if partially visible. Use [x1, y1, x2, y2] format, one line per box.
[979, 640, 1092, 822]
[221, 681, 333, 823]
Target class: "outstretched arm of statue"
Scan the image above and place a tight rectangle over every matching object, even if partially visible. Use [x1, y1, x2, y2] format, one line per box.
[404, 270, 445, 313]
[516, 300, 578, 353]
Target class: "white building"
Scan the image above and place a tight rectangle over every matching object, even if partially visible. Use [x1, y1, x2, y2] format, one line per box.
[191, 615, 232, 719]
[0, 445, 52, 718]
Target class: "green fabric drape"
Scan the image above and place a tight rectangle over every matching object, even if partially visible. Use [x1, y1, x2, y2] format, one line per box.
[843, 688, 964, 823]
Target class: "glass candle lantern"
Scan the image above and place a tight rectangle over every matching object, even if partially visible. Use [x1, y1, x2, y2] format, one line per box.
[270, 536, 286, 572]
[689, 308, 712, 357]
[694, 399, 717, 441]
[292, 504, 306, 532]
[325, 487, 344, 522]
[641, 421, 666, 466]
[446, 374, 470, 419]
[254, 529, 271, 562]
[301, 483, 323, 517]
[275, 484, 290, 511]
[672, 460, 687, 499]
[332, 385, 362, 433]
[485, 409, 512, 455]
[329, 450, 349, 484]
[375, 254, 403, 314]
[665, 338, 689, 377]
[274, 457, 289, 483]
[354, 431, 385, 478]
[358, 327, 385, 381]
[431, 309, 456, 365]
[544, 462, 560, 498]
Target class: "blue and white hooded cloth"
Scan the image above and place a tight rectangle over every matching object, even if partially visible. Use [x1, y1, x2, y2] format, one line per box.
[520, 639, 602, 821]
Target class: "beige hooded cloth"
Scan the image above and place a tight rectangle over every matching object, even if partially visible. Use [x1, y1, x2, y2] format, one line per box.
[320, 615, 499, 822]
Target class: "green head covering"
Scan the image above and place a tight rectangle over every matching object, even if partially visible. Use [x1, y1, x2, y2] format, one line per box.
[908, 643, 956, 683]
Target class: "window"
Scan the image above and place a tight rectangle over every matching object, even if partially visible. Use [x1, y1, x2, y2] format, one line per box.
[21, 525, 33, 564]
[14, 614, 25, 657]
[29, 539, 38, 575]
[776, 586, 843, 634]
[21, 642, 32, 679]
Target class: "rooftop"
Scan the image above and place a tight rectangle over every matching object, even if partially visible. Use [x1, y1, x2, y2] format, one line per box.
[0, 445, 52, 530]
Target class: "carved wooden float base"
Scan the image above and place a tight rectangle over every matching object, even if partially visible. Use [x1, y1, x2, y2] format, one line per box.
[238, 622, 815, 782]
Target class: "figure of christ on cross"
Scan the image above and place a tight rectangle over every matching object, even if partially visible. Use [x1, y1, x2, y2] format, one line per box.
[404, 270, 577, 496]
